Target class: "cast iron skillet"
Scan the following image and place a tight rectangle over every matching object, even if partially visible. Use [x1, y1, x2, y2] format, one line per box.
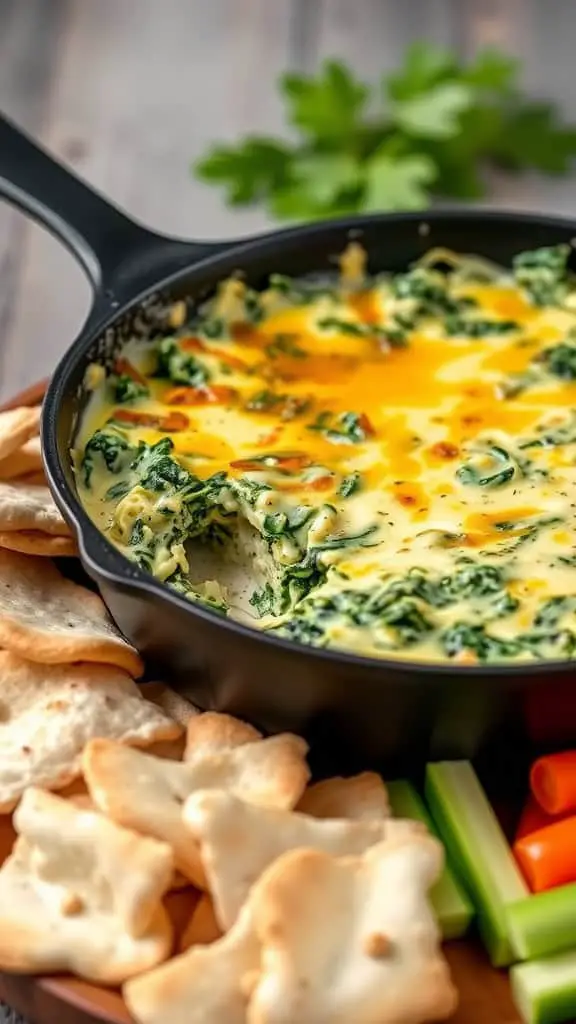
[2, 112, 576, 778]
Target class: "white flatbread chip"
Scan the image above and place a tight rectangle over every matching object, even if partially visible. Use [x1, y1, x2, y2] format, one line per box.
[0, 437, 43, 480]
[0, 787, 173, 983]
[0, 481, 71, 536]
[125, 901, 258, 1024]
[140, 682, 199, 728]
[0, 531, 77, 557]
[297, 772, 390, 821]
[0, 651, 181, 811]
[184, 789, 423, 929]
[83, 724, 309, 886]
[0, 549, 143, 676]
[249, 836, 458, 1024]
[184, 711, 261, 757]
[0, 407, 40, 462]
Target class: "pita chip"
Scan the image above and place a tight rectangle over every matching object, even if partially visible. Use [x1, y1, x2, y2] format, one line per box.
[125, 901, 259, 1024]
[180, 894, 222, 952]
[184, 711, 261, 758]
[82, 728, 309, 885]
[0, 437, 43, 481]
[297, 772, 390, 821]
[183, 789, 424, 929]
[0, 550, 143, 676]
[248, 836, 458, 1024]
[0, 787, 173, 984]
[140, 682, 199, 728]
[0, 481, 71, 536]
[0, 531, 77, 557]
[0, 652, 181, 811]
[0, 407, 40, 463]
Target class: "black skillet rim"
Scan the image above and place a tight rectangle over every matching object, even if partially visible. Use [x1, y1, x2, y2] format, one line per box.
[42, 207, 576, 681]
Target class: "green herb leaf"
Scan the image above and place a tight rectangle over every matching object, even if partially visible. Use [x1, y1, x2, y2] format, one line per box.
[195, 43, 576, 223]
[195, 138, 291, 205]
[393, 82, 472, 139]
[281, 60, 368, 142]
[362, 150, 436, 212]
[385, 42, 456, 101]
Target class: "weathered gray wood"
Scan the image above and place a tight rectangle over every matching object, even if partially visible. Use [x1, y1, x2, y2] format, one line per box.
[0, 0, 68, 393]
[315, 0, 458, 81]
[3, 0, 576, 403]
[0, 0, 294, 398]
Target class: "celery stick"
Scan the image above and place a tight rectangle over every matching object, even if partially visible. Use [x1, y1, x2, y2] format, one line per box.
[387, 779, 473, 939]
[508, 883, 576, 961]
[511, 950, 576, 1024]
[425, 761, 528, 966]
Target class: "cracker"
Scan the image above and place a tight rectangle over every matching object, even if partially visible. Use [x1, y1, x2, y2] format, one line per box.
[0, 550, 143, 676]
[184, 711, 261, 757]
[0, 481, 71, 536]
[124, 901, 258, 1024]
[140, 682, 199, 728]
[180, 894, 222, 952]
[18, 472, 47, 487]
[184, 790, 424, 930]
[0, 787, 173, 983]
[82, 727, 309, 886]
[0, 531, 77, 557]
[67, 792, 189, 891]
[0, 437, 43, 480]
[185, 713, 307, 810]
[297, 772, 390, 821]
[0, 652, 181, 811]
[0, 407, 40, 463]
[249, 836, 458, 1024]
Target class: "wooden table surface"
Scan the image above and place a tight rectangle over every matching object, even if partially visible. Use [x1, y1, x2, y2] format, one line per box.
[2, 0, 576, 403]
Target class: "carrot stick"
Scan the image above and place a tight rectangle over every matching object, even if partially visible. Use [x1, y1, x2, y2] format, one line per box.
[515, 794, 570, 841]
[513, 816, 576, 892]
[531, 751, 576, 815]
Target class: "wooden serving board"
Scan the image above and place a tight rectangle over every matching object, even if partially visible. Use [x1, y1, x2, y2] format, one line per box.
[0, 382, 522, 1024]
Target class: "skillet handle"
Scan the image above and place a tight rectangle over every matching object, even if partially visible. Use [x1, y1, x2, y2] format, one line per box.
[0, 112, 224, 307]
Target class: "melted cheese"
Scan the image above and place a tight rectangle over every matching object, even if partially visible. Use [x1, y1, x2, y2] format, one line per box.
[76, 248, 576, 664]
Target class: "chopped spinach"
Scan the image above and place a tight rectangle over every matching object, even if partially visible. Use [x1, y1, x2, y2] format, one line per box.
[308, 410, 372, 445]
[245, 389, 310, 420]
[245, 390, 282, 413]
[519, 413, 576, 450]
[317, 316, 409, 347]
[311, 524, 378, 552]
[391, 267, 473, 318]
[513, 244, 571, 307]
[262, 512, 288, 537]
[338, 471, 361, 498]
[105, 480, 132, 501]
[274, 585, 433, 649]
[81, 428, 133, 488]
[533, 596, 576, 629]
[249, 583, 276, 616]
[111, 374, 149, 403]
[456, 444, 518, 488]
[444, 315, 518, 337]
[265, 334, 306, 359]
[200, 317, 225, 340]
[155, 337, 210, 386]
[537, 338, 576, 381]
[441, 622, 519, 661]
[268, 273, 336, 305]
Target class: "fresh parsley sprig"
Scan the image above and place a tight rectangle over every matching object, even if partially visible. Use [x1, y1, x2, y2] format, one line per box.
[195, 44, 576, 220]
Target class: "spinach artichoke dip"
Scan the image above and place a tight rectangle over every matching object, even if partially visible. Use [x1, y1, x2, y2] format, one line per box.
[76, 242, 576, 665]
